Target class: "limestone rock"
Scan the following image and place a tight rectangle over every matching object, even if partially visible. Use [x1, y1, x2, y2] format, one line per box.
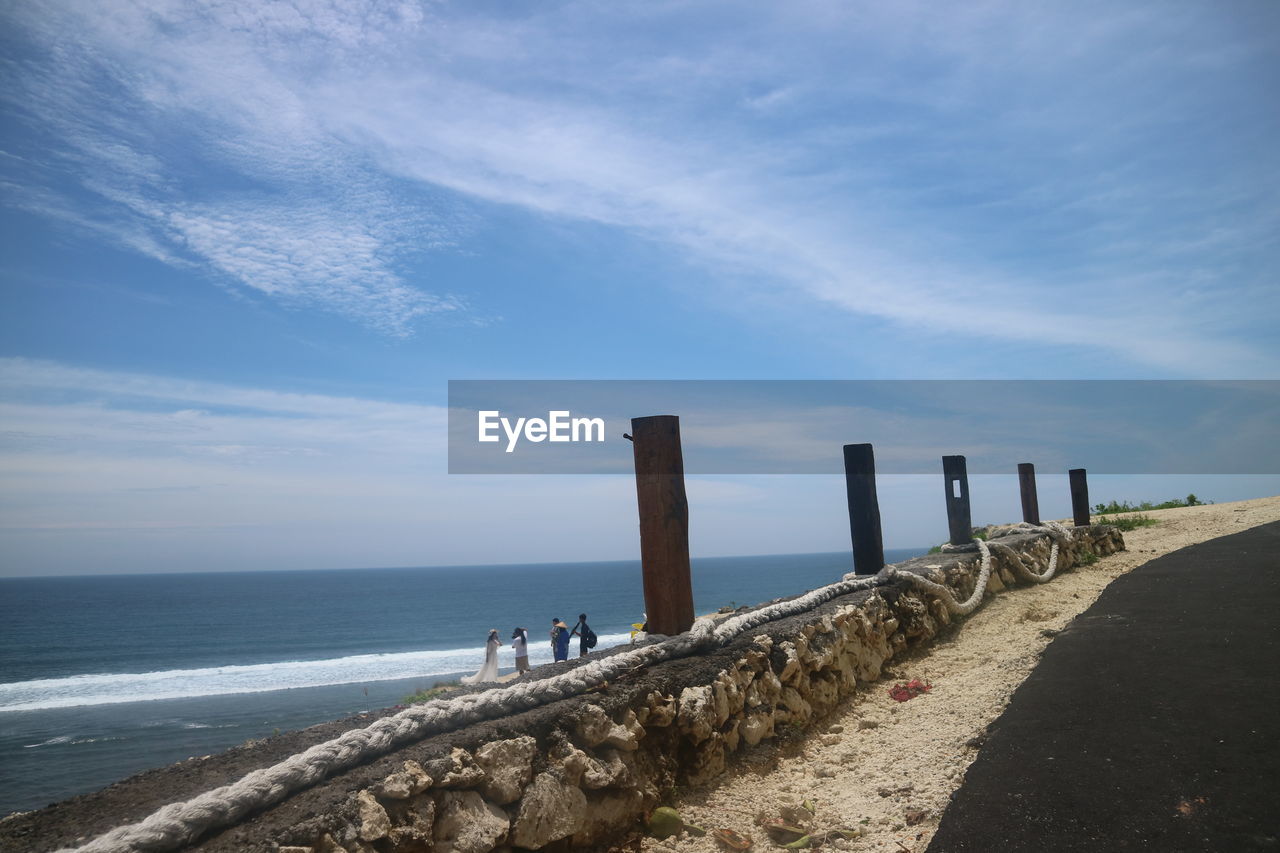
[511, 770, 587, 848]
[606, 709, 644, 750]
[434, 790, 510, 853]
[777, 641, 802, 683]
[576, 703, 614, 747]
[577, 704, 644, 750]
[475, 736, 537, 804]
[644, 692, 677, 727]
[388, 799, 436, 848]
[550, 740, 591, 787]
[574, 789, 645, 846]
[740, 711, 774, 746]
[355, 791, 391, 842]
[756, 668, 782, 704]
[434, 747, 486, 789]
[808, 675, 839, 716]
[686, 734, 727, 786]
[581, 748, 632, 789]
[721, 717, 741, 753]
[778, 686, 813, 722]
[711, 678, 731, 726]
[677, 685, 717, 743]
[317, 834, 348, 853]
[376, 760, 432, 799]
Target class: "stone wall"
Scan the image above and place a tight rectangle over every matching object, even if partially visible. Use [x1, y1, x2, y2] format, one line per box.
[199, 525, 1124, 853]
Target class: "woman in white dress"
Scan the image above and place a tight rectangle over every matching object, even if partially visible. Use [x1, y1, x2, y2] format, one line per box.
[461, 629, 502, 684]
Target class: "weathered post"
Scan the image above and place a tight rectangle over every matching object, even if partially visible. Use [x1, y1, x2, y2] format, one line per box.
[843, 443, 885, 575]
[1069, 468, 1091, 527]
[943, 455, 973, 546]
[1017, 462, 1041, 525]
[630, 415, 694, 636]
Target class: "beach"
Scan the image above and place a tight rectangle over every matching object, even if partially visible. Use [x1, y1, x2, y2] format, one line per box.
[0, 549, 924, 816]
[636, 495, 1280, 853]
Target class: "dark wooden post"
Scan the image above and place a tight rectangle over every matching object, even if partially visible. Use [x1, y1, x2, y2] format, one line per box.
[1017, 463, 1041, 525]
[843, 443, 885, 575]
[631, 415, 694, 636]
[1069, 468, 1091, 527]
[943, 455, 972, 546]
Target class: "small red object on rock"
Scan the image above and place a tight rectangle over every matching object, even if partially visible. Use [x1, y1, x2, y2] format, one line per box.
[889, 679, 932, 702]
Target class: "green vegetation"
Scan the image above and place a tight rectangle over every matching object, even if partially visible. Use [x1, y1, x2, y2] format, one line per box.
[1093, 494, 1206, 514]
[402, 680, 461, 705]
[1096, 512, 1159, 531]
[1076, 549, 1099, 566]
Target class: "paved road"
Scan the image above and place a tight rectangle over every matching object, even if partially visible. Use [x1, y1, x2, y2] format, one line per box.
[929, 520, 1280, 852]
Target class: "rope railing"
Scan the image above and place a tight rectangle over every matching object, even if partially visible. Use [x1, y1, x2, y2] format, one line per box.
[60, 525, 1077, 853]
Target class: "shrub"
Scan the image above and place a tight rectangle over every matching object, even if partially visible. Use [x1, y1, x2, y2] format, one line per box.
[1097, 513, 1158, 531]
[1093, 495, 1208, 514]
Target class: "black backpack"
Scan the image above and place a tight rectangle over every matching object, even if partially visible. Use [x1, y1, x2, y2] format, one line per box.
[585, 628, 598, 649]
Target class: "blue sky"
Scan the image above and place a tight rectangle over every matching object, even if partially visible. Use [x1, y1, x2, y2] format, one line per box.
[1, 1, 1277, 575]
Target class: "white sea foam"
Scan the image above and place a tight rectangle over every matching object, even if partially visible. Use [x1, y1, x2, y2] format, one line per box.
[23, 735, 124, 748]
[0, 633, 633, 712]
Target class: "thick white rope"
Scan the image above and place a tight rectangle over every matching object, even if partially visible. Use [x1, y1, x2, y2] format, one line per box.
[988, 521, 1073, 584]
[884, 539, 994, 615]
[886, 522, 1075, 612]
[63, 524, 1082, 853]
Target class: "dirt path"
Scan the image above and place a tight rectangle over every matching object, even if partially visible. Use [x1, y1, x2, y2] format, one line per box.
[638, 496, 1280, 853]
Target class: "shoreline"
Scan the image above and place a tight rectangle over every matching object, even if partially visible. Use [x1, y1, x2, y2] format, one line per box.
[636, 495, 1280, 853]
[3, 499, 1276, 851]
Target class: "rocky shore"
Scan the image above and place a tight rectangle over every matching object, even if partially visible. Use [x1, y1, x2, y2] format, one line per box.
[5, 497, 1275, 853]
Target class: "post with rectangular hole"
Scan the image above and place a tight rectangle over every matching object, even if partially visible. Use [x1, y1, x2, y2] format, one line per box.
[1018, 462, 1041, 525]
[943, 455, 972, 546]
[1069, 468, 1091, 527]
[843, 443, 885, 575]
[630, 415, 694, 636]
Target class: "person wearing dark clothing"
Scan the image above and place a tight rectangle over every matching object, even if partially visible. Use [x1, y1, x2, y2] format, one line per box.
[571, 613, 596, 657]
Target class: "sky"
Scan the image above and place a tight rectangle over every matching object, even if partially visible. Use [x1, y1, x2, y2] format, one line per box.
[1, 0, 1277, 576]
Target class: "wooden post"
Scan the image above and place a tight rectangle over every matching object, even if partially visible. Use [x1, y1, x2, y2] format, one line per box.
[843, 443, 885, 575]
[943, 455, 972, 546]
[1069, 468, 1091, 527]
[631, 415, 694, 636]
[1017, 463, 1041, 525]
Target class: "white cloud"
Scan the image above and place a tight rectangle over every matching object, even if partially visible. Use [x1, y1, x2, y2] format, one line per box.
[3, 0, 1275, 368]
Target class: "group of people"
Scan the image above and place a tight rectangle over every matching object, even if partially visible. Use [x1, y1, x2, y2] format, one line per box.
[460, 614, 596, 685]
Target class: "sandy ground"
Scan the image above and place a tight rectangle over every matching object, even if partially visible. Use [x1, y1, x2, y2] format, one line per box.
[638, 495, 1280, 853]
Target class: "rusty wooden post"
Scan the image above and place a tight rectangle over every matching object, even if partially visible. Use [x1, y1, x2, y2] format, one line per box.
[1069, 468, 1091, 527]
[1017, 462, 1041, 525]
[843, 443, 884, 575]
[943, 455, 972, 546]
[631, 415, 694, 636]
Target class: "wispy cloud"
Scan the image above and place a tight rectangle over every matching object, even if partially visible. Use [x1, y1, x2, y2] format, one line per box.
[2, 1, 1276, 367]
[1, 0, 463, 333]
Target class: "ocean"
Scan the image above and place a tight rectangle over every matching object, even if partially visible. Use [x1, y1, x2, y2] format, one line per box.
[0, 548, 924, 815]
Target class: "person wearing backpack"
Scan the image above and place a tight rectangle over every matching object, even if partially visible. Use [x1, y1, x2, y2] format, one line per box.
[571, 613, 597, 657]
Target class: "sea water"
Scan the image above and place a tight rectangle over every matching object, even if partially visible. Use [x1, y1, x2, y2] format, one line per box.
[0, 549, 924, 814]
